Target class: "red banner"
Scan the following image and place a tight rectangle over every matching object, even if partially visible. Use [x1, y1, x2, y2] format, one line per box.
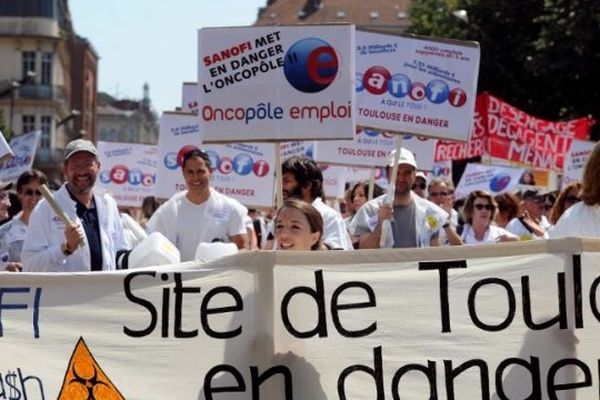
[434, 93, 594, 170]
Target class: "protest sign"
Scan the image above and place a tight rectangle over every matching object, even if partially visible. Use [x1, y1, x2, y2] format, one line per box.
[455, 162, 524, 199]
[314, 129, 395, 167]
[182, 82, 199, 114]
[563, 139, 596, 186]
[280, 141, 314, 160]
[97, 141, 157, 208]
[356, 30, 480, 140]
[320, 164, 347, 199]
[0, 130, 40, 182]
[3, 239, 600, 399]
[198, 25, 355, 142]
[0, 130, 13, 163]
[157, 112, 275, 207]
[156, 112, 202, 199]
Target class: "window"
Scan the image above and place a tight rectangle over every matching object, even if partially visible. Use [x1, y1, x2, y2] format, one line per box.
[41, 52, 52, 85]
[22, 51, 36, 80]
[40, 116, 51, 149]
[22, 115, 35, 134]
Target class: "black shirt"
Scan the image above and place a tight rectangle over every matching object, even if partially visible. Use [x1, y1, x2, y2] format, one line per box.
[67, 188, 103, 271]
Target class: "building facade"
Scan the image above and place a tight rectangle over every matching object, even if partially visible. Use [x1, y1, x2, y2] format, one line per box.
[0, 0, 98, 183]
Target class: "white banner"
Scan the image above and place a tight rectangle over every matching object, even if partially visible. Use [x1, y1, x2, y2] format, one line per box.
[157, 113, 276, 207]
[97, 141, 157, 208]
[356, 30, 480, 141]
[198, 25, 355, 142]
[0, 130, 13, 163]
[431, 160, 453, 183]
[3, 239, 600, 399]
[0, 130, 40, 182]
[455, 162, 525, 199]
[402, 133, 436, 171]
[563, 139, 596, 186]
[280, 141, 314, 160]
[182, 82, 199, 114]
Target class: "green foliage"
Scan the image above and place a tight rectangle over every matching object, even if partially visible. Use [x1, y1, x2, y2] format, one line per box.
[409, 0, 599, 138]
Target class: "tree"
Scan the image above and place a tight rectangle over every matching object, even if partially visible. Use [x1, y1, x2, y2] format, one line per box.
[409, 0, 599, 139]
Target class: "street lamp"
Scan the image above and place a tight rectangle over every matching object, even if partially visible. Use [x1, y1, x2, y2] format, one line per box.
[0, 71, 37, 134]
[56, 109, 81, 128]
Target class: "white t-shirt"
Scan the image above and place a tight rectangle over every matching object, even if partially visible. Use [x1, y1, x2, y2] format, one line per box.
[549, 202, 600, 238]
[461, 224, 518, 245]
[505, 216, 550, 240]
[311, 198, 353, 250]
[147, 188, 247, 261]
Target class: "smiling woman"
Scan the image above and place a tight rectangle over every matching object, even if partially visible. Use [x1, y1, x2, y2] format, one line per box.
[275, 199, 324, 251]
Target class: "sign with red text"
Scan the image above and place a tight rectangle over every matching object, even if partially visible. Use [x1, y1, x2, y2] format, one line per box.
[455, 162, 524, 199]
[3, 239, 600, 399]
[356, 30, 480, 140]
[157, 113, 275, 207]
[0, 130, 40, 182]
[563, 139, 596, 186]
[97, 141, 157, 208]
[182, 82, 199, 114]
[198, 25, 355, 142]
[320, 164, 347, 199]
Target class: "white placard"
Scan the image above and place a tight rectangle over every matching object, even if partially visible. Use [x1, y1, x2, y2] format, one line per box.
[455, 162, 525, 199]
[0, 130, 13, 163]
[563, 139, 596, 186]
[181, 82, 199, 114]
[320, 164, 347, 199]
[0, 130, 40, 182]
[157, 112, 275, 207]
[356, 30, 480, 141]
[97, 141, 157, 208]
[198, 25, 355, 142]
[315, 128, 395, 167]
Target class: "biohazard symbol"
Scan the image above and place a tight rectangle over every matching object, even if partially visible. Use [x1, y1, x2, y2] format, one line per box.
[56, 337, 125, 400]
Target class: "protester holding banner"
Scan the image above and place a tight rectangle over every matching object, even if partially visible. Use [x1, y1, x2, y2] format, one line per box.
[505, 189, 550, 240]
[147, 149, 249, 261]
[22, 139, 130, 272]
[550, 142, 600, 238]
[280, 156, 353, 250]
[0, 170, 47, 271]
[350, 149, 449, 249]
[460, 190, 518, 244]
[274, 199, 325, 251]
[548, 181, 582, 225]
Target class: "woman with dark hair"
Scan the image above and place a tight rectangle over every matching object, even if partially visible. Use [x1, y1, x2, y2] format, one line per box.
[550, 142, 600, 238]
[461, 190, 518, 245]
[350, 181, 385, 216]
[494, 192, 522, 228]
[548, 181, 582, 225]
[274, 198, 325, 251]
[0, 169, 48, 271]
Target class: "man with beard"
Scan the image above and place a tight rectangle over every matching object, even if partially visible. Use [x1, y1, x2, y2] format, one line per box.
[279, 156, 353, 250]
[22, 139, 129, 272]
[350, 148, 449, 248]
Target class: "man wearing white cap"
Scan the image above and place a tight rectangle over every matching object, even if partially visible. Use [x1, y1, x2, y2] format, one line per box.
[22, 139, 129, 272]
[350, 148, 450, 248]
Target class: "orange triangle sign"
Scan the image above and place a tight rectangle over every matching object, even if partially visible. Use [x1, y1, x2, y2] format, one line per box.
[56, 337, 125, 400]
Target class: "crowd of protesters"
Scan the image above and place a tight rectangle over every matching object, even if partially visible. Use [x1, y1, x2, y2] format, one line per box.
[1, 139, 599, 272]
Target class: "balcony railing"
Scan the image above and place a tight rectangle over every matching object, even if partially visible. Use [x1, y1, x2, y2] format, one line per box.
[18, 84, 66, 103]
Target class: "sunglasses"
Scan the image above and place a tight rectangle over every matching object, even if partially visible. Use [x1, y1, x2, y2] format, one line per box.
[474, 204, 494, 211]
[564, 195, 580, 203]
[429, 191, 448, 197]
[24, 189, 42, 197]
[413, 183, 427, 190]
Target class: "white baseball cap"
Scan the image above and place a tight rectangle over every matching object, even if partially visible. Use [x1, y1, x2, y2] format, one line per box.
[388, 148, 417, 169]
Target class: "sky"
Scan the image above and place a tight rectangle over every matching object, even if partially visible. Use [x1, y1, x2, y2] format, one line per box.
[69, 0, 266, 115]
